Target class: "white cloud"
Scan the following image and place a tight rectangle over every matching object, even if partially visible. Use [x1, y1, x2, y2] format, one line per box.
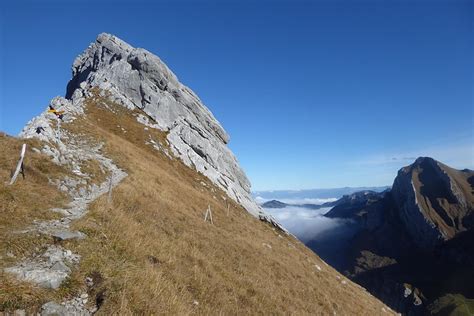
[254, 196, 267, 203]
[264, 206, 353, 242]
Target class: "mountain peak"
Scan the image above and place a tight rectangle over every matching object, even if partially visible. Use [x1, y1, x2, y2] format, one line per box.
[392, 157, 474, 249]
[96, 32, 123, 44]
[412, 156, 438, 167]
[26, 33, 278, 224]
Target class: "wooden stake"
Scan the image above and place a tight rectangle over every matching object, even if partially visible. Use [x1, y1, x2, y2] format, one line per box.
[204, 205, 213, 224]
[9, 144, 26, 185]
[208, 205, 214, 224]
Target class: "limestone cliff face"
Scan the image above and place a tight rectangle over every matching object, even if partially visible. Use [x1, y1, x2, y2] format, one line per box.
[391, 157, 474, 250]
[56, 33, 269, 220]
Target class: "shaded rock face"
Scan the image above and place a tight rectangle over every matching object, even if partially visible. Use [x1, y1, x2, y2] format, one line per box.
[391, 157, 474, 250]
[322, 157, 474, 315]
[324, 190, 386, 221]
[350, 251, 425, 315]
[64, 33, 266, 219]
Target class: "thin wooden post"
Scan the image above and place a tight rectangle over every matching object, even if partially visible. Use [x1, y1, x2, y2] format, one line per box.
[204, 205, 213, 224]
[227, 203, 230, 216]
[208, 205, 214, 224]
[9, 144, 27, 185]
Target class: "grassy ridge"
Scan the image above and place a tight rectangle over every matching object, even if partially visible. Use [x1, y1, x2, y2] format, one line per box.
[0, 92, 395, 315]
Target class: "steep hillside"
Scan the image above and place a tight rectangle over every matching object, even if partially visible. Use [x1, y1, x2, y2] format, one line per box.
[324, 158, 474, 315]
[0, 34, 395, 315]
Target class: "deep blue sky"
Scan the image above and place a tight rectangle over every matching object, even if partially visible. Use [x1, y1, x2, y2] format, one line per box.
[1, 0, 473, 190]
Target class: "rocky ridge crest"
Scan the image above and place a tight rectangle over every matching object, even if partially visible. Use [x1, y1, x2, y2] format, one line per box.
[23, 33, 274, 223]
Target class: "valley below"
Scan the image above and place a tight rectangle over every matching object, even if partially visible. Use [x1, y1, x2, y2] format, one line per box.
[259, 159, 474, 315]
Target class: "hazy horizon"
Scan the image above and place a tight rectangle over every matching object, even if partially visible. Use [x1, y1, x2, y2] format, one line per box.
[253, 185, 389, 203]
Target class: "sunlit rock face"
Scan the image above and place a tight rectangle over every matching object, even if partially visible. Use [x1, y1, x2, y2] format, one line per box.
[64, 33, 272, 220]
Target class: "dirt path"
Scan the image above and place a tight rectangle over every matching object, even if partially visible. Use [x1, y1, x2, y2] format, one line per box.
[5, 104, 127, 315]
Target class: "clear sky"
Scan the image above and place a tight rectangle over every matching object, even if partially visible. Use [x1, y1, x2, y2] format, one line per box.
[0, 0, 473, 190]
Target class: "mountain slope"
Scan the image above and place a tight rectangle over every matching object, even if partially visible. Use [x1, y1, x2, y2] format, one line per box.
[0, 34, 395, 315]
[63, 33, 266, 221]
[323, 157, 474, 315]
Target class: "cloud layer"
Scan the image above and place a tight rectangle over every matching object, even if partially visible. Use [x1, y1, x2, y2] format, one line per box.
[264, 206, 352, 242]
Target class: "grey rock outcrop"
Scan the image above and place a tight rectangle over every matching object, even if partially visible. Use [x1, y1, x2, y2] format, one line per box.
[64, 33, 272, 221]
[4, 245, 80, 289]
[41, 293, 93, 316]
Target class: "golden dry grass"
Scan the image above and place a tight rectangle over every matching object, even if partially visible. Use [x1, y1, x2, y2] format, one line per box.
[0, 92, 394, 315]
[65, 94, 393, 315]
[80, 159, 110, 186]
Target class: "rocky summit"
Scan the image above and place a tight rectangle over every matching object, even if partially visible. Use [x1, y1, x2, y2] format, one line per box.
[25, 33, 272, 223]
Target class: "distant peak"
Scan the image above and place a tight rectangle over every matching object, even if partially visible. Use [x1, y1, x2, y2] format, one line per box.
[400, 157, 440, 172]
[413, 157, 437, 165]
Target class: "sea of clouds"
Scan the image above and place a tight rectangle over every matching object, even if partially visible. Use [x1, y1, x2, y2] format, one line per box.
[257, 189, 371, 269]
[263, 205, 353, 243]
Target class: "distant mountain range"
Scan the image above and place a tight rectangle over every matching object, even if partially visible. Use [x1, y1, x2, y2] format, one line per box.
[324, 190, 388, 219]
[310, 157, 474, 315]
[253, 186, 390, 201]
[261, 199, 337, 209]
